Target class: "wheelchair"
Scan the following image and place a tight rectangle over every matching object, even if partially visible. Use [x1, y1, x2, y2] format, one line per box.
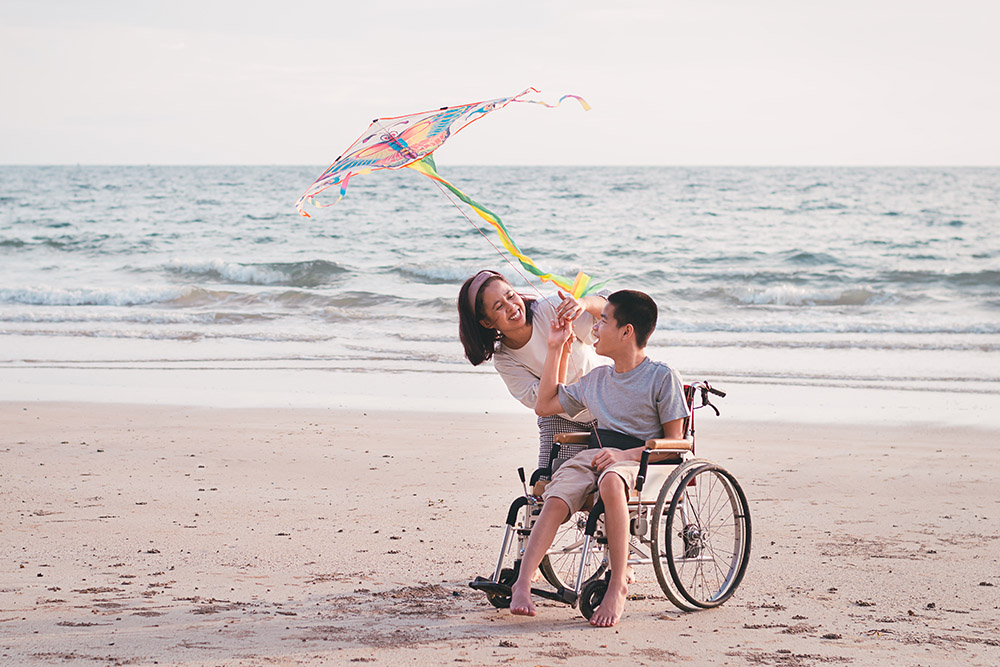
[470, 381, 751, 618]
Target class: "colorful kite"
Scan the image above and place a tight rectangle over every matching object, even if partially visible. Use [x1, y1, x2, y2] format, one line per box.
[294, 87, 600, 298]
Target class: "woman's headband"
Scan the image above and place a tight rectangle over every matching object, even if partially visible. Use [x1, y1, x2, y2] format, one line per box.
[466, 270, 504, 316]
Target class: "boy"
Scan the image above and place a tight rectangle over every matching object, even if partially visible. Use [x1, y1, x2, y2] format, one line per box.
[509, 290, 688, 627]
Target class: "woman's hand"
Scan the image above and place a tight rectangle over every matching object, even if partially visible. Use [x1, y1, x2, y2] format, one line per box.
[555, 291, 584, 323]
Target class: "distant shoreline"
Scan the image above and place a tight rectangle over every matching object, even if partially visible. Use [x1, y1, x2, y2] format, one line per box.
[3, 365, 999, 429]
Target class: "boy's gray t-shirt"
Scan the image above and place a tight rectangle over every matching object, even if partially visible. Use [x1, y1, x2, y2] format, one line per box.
[557, 357, 687, 442]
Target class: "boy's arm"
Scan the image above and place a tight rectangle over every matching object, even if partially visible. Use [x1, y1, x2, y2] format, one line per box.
[646, 417, 687, 463]
[662, 416, 685, 440]
[534, 319, 573, 417]
[556, 334, 572, 384]
[591, 418, 688, 471]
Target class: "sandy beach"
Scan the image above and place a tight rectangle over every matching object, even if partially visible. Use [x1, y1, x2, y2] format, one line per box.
[3, 398, 998, 666]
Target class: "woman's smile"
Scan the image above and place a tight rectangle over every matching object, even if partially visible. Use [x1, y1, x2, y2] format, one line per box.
[479, 280, 528, 336]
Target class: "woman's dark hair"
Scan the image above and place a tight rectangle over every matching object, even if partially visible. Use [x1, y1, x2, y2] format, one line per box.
[458, 271, 535, 365]
[607, 290, 658, 347]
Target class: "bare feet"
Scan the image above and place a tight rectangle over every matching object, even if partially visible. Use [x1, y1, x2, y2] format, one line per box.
[626, 564, 637, 584]
[590, 582, 627, 627]
[509, 582, 536, 617]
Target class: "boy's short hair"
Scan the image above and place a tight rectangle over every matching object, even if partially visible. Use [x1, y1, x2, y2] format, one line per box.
[607, 290, 658, 347]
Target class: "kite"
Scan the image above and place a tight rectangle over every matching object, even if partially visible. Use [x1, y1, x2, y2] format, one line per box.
[294, 87, 600, 298]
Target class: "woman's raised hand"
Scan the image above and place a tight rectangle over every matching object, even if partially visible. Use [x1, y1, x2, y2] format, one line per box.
[555, 291, 584, 323]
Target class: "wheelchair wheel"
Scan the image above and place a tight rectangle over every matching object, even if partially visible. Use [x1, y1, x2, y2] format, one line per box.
[649, 459, 710, 611]
[485, 568, 518, 609]
[578, 577, 608, 621]
[652, 462, 751, 610]
[538, 512, 607, 591]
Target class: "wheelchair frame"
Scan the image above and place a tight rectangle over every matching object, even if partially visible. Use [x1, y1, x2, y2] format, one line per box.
[470, 381, 752, 618]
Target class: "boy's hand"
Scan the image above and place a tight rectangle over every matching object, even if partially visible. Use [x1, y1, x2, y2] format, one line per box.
[591, 448, 638, 472]
[547, 317, 573, 349]
[555, 291, 584, 323]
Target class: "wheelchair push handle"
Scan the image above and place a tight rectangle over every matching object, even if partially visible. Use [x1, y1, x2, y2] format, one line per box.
[689, 380, 725, 417]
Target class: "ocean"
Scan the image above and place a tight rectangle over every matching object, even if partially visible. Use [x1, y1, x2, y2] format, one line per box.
[1, 165, 998, 413]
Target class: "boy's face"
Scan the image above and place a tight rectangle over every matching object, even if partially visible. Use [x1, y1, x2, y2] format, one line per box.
[592, 302, 625, 357]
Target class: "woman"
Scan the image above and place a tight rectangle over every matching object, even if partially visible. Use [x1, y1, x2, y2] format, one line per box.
[458, 269, 608, 477]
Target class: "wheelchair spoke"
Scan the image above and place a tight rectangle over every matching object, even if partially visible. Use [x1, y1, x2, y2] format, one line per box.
[658, 463, 751, 608]
[539, 510, 605, 590]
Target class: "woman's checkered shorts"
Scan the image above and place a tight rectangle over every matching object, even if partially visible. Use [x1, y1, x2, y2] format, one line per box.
[536, 414, 597, 480]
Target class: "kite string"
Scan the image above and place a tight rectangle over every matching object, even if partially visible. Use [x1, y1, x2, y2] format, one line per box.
[426, 177, 547, 302]
[425, 177, 583, 382]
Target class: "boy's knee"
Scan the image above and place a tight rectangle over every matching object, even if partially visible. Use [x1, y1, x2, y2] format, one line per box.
[599, 471, 629, 497]
[542, 496, 571, 523]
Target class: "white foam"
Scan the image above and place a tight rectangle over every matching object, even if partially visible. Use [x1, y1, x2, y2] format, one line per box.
[166, 258, 287, 285]
[726, 284, 888, 307]
[0, 285, 188, 307]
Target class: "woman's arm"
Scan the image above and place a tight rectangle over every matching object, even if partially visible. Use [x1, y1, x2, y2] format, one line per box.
[554, 291, 607, 323]
[493, 354, 541, 411]
[580, 294, 607, 319]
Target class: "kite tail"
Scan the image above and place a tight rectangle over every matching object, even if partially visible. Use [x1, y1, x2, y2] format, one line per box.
[407, 155, 600, 298]
[517, 94, 592, 112]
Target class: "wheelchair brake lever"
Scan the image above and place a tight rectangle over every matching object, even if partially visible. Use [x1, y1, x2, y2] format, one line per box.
[700, 387, 721, 416]
[518, 467, 530, 498]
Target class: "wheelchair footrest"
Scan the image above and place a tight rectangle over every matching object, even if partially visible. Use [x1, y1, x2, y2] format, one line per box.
[469, 576, 507, 596]
[468, 576, 577, 606]
[536, 586, 578, 605]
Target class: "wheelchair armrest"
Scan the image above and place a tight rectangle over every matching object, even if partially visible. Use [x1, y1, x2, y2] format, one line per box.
[553, 432, 591, 445]
[644, 438, 693, 451]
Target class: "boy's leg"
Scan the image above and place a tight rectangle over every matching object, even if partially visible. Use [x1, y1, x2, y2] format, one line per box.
[510, 497, 571, 616]
[591, 471, 631, 627]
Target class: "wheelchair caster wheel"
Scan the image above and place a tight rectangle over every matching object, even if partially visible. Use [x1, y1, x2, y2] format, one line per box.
[579, 578, 608, 620]
[486, 568, 517, 609]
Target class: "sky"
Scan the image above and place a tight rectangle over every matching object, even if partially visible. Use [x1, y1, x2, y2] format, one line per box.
[2, 0, 998, 166]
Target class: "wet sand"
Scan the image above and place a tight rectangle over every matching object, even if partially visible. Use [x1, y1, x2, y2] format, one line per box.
[2, 402, 999, 666]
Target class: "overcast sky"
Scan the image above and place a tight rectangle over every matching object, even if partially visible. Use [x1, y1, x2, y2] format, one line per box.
[2, 0, 998, 166]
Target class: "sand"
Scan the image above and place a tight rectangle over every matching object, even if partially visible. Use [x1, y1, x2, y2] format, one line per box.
[2, 401, 999, 666]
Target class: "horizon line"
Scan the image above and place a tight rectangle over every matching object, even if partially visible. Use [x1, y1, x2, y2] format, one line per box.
[2, 163, 999, 169]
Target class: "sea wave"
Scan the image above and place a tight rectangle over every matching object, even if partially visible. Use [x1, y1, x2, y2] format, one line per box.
[165, 258, 347, 287]
[389, 264, 484, 285]
[0, 285, 190, 307]
[714, 284, 890, 307]
[782, 250, 841, 266]
[165, 287, 404, 311]
[657, 318, 1000, 336]
[879, 269, 1000, 288]
[0, 326, 334, 344]
[0, 309, 273, 325]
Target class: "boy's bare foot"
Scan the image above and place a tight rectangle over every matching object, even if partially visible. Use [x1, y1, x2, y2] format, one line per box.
[590, 582, 627, 627]
[509, 582, 536, 617]
[626, 565, 637, 584]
